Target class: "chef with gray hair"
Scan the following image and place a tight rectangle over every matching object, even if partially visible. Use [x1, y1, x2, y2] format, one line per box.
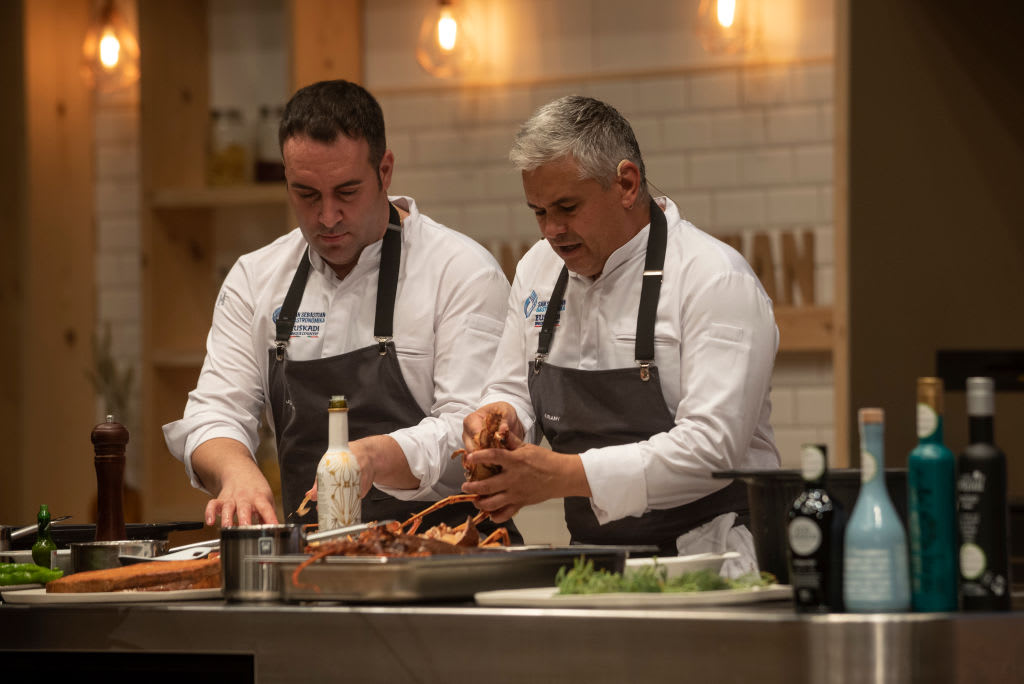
[460, 95, 779, 570]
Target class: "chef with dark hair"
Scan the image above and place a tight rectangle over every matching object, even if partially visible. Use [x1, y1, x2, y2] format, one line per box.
[164, 79, 519, 542]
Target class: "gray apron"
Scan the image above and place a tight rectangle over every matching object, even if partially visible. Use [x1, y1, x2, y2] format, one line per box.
[528, 199, 748, 555]
[269, 204, 520, 541]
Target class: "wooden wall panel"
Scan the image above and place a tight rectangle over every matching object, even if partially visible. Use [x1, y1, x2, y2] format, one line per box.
[287, 0, 363, 88]
[0, 1, 26, 524]
[20, 0, 96, 522]
[847, 2, 1024, 482]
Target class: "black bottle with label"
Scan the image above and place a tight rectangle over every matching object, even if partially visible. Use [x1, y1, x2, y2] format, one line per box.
[957, 377, 1011, 611]
[787, 443, 845, 613]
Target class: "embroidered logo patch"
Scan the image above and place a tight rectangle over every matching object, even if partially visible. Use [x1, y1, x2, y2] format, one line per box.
[533, 299, 565, 328]
[523, 290, 538, 317]
[271, 307, 325, 338]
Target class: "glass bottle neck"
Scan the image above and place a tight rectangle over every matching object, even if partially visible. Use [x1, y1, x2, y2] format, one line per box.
[968, 415, 994, 444]
[918, 415, 945, 446]
[860, 421, 885, 485]
[327, 409, 349, 451]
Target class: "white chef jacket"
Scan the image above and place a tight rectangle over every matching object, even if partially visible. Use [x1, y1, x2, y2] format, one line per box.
[163, 196, 509, 501]
[482, 197, 780, 527]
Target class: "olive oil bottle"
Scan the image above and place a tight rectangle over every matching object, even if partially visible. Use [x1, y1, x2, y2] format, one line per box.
[316, 395, 361, 531]
[957, 377, 1011, 611]
[907, 378, 958, 612]
[788, 443, 845, 612]
[844, 408, 911, 612]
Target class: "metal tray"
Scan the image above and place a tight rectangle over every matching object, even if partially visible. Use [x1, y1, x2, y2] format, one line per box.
[271, 545, 641, 603]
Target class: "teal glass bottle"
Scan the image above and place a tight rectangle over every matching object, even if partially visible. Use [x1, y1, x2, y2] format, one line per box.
[843, 408, 911, 612]
[908, 377, 958, 612]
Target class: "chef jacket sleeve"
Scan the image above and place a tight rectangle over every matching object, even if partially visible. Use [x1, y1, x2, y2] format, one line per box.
[476, 268, 540, 443]
[162, 261, 265, 493]
[581, 270, 778, 523]
[377, 264, 510, 500]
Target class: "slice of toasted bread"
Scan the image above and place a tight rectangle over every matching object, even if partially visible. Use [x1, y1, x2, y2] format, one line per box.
[46, 557, 221, 593]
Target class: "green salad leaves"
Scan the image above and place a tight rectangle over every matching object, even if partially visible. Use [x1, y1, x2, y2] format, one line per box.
[555, 557, 775, 595]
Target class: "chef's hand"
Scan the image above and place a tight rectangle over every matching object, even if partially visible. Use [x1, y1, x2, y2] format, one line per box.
[304, 435, 419, 503]
[460, 444, 592, 522]
[192, 437, 279, 527]
[462, 402, 525, 451]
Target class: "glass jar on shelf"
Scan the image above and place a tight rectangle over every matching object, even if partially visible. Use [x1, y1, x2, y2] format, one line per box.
[255, 104, 286, 183]
[207, 107, 251, 186]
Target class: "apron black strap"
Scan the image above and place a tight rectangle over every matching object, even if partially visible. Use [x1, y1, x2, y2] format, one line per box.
[275, 203, 403, 361]
[373, 203, 403, 355]
[535, 266, 569, 364]
[534, 198, 668, 379]
[275, 248, 312, 360]
[634, 198, 668, 380]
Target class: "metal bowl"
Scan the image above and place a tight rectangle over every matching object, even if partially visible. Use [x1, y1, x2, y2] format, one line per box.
[70, 539, 169, 573]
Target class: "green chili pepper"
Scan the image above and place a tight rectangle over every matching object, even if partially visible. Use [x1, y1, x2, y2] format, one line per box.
[0, 562, 63, 585]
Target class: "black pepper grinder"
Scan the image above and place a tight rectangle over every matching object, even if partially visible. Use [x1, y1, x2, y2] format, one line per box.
[92, 414, 128, 542]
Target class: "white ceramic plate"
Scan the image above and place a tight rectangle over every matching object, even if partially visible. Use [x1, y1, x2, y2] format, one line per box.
[475, 584, 792, 608]
[624, 552, 740, 579]
[1, 587, 222, 604]
[0, 583, 43, 592]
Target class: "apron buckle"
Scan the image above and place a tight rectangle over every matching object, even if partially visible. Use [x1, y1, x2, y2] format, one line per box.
[275, 341, 287, 362]
[533, 353, 545, 374]
[376, 336, 392, 356]
[639, 361, 652, 382]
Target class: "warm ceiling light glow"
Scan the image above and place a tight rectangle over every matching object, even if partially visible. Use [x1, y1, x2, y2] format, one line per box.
[697, 0, 758, 56]
[81, 0, 139, 92]
[99, 30, 121, 69]
[417, 0, 476, 79]
[717, 0, 736, 28]
[437, 9, 458, 52]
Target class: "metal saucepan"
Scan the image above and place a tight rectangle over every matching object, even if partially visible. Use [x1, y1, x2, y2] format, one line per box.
[220, 521, 395, 601]
[71, 540, 170, 573]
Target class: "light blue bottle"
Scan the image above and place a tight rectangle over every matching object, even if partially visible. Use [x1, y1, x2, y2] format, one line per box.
[908, 378, 958, 612]
[843, 407, 911, 612]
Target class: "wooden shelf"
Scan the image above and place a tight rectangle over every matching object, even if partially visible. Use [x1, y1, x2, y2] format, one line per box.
[776, 306, 834, 353]
[151, 183, 287, 209]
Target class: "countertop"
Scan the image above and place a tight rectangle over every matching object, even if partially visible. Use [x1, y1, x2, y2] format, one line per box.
[3, 596, 1024, 682]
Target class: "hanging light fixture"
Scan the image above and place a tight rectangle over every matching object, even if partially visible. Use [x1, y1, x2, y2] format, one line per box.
[81, 0, 140, 93]
[696, 0, 758, 56]
[416, 0, 476, 79]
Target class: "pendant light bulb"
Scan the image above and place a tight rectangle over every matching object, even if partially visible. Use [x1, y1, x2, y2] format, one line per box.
[696, 0, 757, 56]
[416, 0, 476, 79]
[81, 0, 140, 93]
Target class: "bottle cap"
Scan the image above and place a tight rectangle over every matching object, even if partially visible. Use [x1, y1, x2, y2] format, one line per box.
[966, 377, 995, 416]
[799, 443, 827, 481]
[858, 407, 884, 424]
[328, 395, 348, 410]
[38, 503, 50, 520]
[916, 377, 943, 412]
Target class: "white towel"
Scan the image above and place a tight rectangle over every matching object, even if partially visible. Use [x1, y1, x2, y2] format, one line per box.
[675, 512, 759, 579]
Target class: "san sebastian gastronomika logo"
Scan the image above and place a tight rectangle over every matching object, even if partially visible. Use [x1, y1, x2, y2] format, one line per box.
[271, 307, 326, 338]
[524, 290, 538, 317]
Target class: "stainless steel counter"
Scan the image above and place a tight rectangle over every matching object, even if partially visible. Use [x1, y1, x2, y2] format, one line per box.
[3, 598, 1024, 683]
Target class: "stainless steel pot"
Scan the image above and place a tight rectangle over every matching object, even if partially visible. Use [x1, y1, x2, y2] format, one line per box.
[220, 524, 305, 601]
[71, 540, 169, 573]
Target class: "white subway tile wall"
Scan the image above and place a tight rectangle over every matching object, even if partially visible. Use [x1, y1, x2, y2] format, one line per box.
[94, 1, 835, 542]
[379, 64, 836, 474]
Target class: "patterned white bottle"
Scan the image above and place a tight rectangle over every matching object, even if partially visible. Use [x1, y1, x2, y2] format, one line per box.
[316, 395, 361, 530]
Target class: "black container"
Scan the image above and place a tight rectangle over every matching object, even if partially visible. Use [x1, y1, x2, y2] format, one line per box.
[714, 469, 908, 584]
